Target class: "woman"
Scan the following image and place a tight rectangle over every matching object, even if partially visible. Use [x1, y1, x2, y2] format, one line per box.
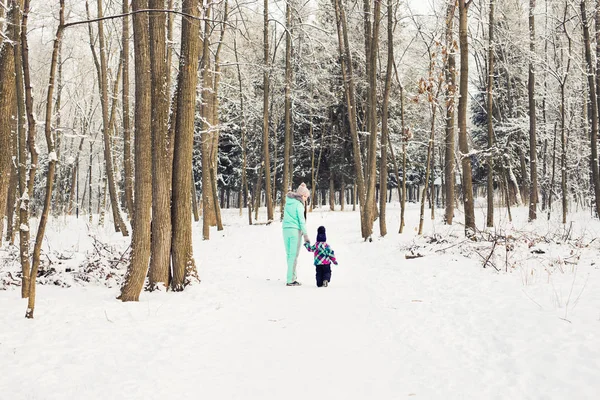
[282, 183, 310, 286]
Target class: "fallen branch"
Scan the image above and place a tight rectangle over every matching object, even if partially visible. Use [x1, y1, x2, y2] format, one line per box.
[405, 253, 424, 259]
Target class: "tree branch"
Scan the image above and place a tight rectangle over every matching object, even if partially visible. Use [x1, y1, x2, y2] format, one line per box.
[62, 8, 231, 30]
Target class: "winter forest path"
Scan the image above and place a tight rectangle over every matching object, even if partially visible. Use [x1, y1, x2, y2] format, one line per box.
[0, 205, 599, 399]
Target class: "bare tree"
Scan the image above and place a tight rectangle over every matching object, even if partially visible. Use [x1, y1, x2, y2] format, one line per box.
[281, 0, 293, 217]
[200, 4, 216, 235]
[148, 0, 172, 290]
[26, 0, 65, 318]
[379, 0, 395, 237]
[486, 0, 495, 228]
[171, 0, 201, 290]
[11, 0, 30, 298]
[444, 0, 457, 226]
[119, 0, 152, 301]
[89, 0, 129, 235]
[122, 0, 134, 218]
[363, 0, 381, 240]
[233, 32, 252, 224]
[262, 0, 274, 222]
[0, 3, 17, 246]
[581, 0, 600, 217]
[333, 0, 367, 237]
[458, 0, 475, 235]
[528, 0, 538, 221]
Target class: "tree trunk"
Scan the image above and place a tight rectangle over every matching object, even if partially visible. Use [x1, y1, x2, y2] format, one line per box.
[0, 4, 17, 246]
[171, 0, 201, 290]
[281, 0, 293, 217]
[548, 125, 557, 220]
[233, 35, 252, 224]
[11, 0, 30, 298]
[419, 103, 436, 235]
[148, 0, 172, 290]
[67, 138, 85, 215]
[262, 0, 274, 221]
[0, 2, 4, 45]
[363, 0, 380, 240]
[561, 85, 568, 223]
[333, 0, 367, 236]
[26, 0, 65, 318]
[400, 86, 407, 233]
[528, 0, 538, 221]
[89, 143, 93, 223]
[211, 3, 227, 232]
[254, 164, 263, 221]
[5, 131, 17, 244]
[581, 0, 600, 217]
[379, 0, 394, 238]
[486, 0, 495, 228]
[200, 4, 218, 238]
[329, 172, 335, 211]
[458, 0, 475, 235]
[122, 0, 134, 218]
[340, 177, 346, 211]
[119, 0, 152, 302]
[90, 0, 129, 235]
[192, 172, 200, 222]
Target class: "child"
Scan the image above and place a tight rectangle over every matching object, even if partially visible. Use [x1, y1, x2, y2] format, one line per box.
[304, 226, 338, 287]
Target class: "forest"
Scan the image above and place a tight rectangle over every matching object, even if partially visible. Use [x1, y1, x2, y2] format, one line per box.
[1, 0, 600, 316]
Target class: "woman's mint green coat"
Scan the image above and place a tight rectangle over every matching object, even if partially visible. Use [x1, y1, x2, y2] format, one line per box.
[282, 193, 307, 284]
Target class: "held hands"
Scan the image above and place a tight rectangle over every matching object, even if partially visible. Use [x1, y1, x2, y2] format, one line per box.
[303, 233, 310, 243]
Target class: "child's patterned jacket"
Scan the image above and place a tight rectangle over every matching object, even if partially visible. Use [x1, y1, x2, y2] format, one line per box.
[304, 242, 338, 266]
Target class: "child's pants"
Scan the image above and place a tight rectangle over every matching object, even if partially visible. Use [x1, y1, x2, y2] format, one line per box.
[283, 228, 302, 283]
[315, 264, 332, 287]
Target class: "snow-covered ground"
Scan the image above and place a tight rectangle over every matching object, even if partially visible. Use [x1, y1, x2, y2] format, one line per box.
[1, 202, 599, 399]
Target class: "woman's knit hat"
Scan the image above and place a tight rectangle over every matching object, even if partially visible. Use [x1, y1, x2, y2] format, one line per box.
[316, 226, 326, 242]
[296, 182, 310, 198]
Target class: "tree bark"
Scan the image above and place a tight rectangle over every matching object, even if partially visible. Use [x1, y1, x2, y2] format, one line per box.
[379, 0, 393, 237]
[581, 0, 600, 218]
[119, 0, 152, 301]
[5, 130, 18, 244]
[262, 0, 274, 222]
[122, 0, 134, 218]
[458, 0, 476, 235]
[11, 0, 30, 298]
[210, 2, 227, 232]
[0, 4, 17, 246]
[528, 0, 538, 221]
[91, 0, 129, 235]
[419, 94, 437, 236]
[281, 0, 293, 217]
[444, 1, 456, 226]
[201, 5, 216, 238]
[400, 86, 407, 233]
[148, 0, 172, 290]
[486, 0, 495, 228]
[363, 0, 380, 240]
[171, 0, 201, 290]
[333, 0, 367, 237]
[233, 35, 252, 224]
[26, 0, 65, 318]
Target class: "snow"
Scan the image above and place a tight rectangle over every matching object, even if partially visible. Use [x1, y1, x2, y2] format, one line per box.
[19, 224, 29, 232]
[1, 204, 599, 400]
